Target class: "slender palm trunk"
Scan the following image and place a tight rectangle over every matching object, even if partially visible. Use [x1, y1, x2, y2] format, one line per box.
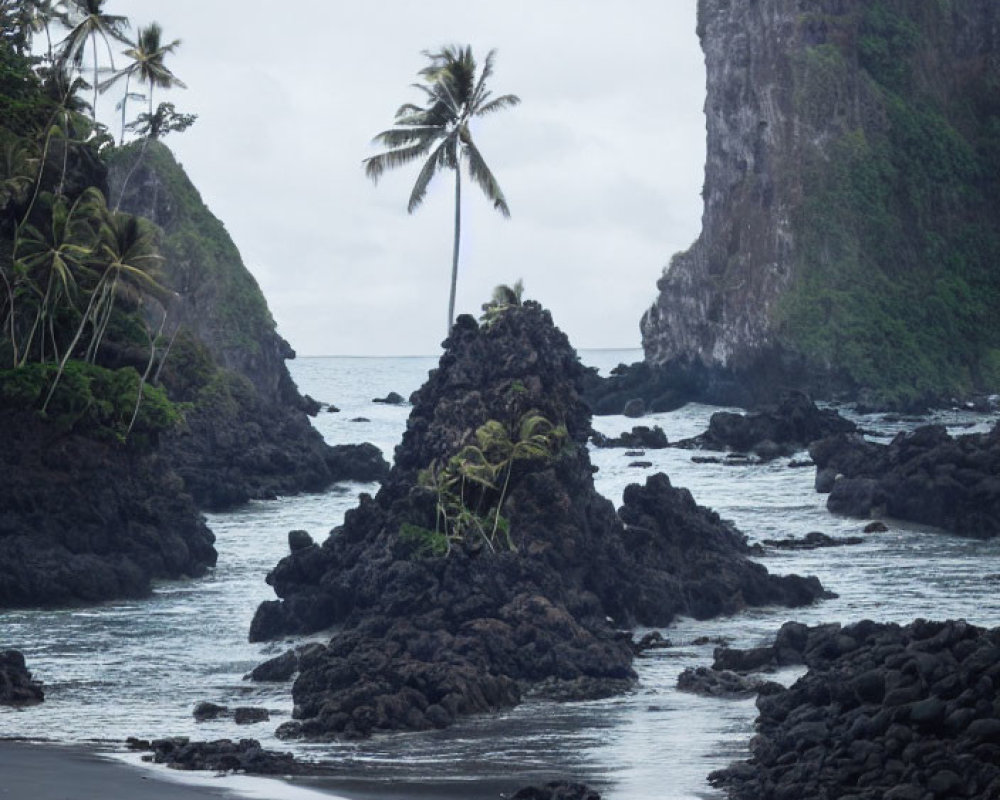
[91, 31, 99, 121]
[447, 164, 461, 335]
[119, 72, 131, 145]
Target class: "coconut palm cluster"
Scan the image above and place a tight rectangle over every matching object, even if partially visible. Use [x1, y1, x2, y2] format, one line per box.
[0, 1, 191, 437]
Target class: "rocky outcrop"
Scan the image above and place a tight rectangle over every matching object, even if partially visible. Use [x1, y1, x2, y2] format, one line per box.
[676, 666, 783, 698]
[810, 423, 1000, 538]
[591, 425, 668, 449]
[510, 783, 602, 800]
[677, 392, 856, 460]
[0, 408, 216, 606]
[249, 304, 826, 739]
[130, 737, 307, 775]
[641, 0, 1000, 407]
[709, 619, 1000, 800]
[106, 142, 387, 510]
[0, 649, 43, 705]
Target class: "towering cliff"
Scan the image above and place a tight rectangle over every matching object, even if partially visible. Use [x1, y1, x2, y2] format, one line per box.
[642, 0, 1000, 406]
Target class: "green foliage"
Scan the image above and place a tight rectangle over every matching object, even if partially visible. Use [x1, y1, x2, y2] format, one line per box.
[103, 141, 275, 358]
[125, 102, 196, 140]
[0, 360, 179, 442]
[480, 279, 525, 326]
[779, 3, 1000, 405]
[398, 522, 449, 559]
[858, 2, 921, 92]
[414, 410, 567, 556]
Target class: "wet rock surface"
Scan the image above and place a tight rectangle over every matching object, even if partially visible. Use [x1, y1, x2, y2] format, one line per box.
[249, 304, 826, 740]
[760, 531, 864, 550]
[676, 393, 856, 461]
[0, 409, 217, 606]
[591, 425, 669, 449]
[709, 619, 1000, 800]
[510, 782, 602, 800]
[676, 666, 783, 698]
[0, 650, 44, 705]
[131, 737, 308, 775]
[811, 424, 1000, 538]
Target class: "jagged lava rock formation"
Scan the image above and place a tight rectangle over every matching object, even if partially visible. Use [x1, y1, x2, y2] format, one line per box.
[249, 303, 825, 739]
[642, 0, 1000, 407]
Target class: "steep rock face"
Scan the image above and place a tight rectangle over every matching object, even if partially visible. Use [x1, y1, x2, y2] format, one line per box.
[0, 408, 217, 606]
[642, 0, 1000, 406]
[106, 143, 387, 508]
[248, 304, 825, 739]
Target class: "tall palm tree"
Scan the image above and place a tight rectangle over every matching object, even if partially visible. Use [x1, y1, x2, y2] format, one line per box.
[364, 45, 520, 335]
[58, 0, 130, 120]
[15, 0, 68, 62]
[99, 21, 185, 144]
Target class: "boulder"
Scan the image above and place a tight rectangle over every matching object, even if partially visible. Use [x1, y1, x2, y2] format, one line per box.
[0, 650, 43, 706]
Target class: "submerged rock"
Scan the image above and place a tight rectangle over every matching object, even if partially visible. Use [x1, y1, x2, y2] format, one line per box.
[760, 531, 864, 550]
[0, 650, 44, 706]
[250, 304, 826, 739]
[591, 425, 669, 449]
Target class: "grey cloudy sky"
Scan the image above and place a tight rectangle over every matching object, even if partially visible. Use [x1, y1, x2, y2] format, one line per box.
[108, 1, 706, 355]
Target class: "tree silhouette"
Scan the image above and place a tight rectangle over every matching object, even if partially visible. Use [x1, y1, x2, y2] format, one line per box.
[364, 45, 519, 334]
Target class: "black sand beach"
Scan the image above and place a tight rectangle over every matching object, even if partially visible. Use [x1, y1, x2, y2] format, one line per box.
[0, 741, 531, 800]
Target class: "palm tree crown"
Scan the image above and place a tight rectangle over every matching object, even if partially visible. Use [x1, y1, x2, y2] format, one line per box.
[364, 45, 520, 334]
[98, 21, 185, 142]
[58, 0, 130, 119]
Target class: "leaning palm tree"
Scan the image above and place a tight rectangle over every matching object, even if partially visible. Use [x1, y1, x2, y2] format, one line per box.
[58, 0, 130, 120]
[99, 21, 185, 143]
[363, 45, 520, 335]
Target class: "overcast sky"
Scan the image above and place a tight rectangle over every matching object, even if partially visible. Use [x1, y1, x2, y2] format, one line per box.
[95, 1, 706, 356]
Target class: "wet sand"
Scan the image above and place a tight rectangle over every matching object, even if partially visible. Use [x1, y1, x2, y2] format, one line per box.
[0, 741, 523, 800]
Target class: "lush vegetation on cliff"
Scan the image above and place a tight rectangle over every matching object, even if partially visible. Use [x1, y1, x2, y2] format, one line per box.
[779, 0, 1000, 405]
[0, 2, 202, 439]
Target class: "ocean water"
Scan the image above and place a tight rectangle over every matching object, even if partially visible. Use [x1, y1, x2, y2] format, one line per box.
[3, 350, 1000, 799]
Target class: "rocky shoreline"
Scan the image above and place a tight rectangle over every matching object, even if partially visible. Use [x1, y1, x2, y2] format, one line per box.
[707, 619, 1000, 800]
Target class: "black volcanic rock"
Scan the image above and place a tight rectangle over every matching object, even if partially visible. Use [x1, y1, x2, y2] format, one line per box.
[250, 304, 826, 739]
[511, 782, 602, 800]
[137, 737, 306, 775]
[0, 650, 43, 705]
[811, 423, 1000, 538]
[676, 392, 856, 460]
[709, 619, 1000, 800]
[591, 425, 669, 449]
[0, 409, 217, 606]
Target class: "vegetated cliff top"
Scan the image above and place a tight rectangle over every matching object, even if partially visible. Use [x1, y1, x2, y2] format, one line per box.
[643, 0, 1000, 408]
[105, 141, 295, 403]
